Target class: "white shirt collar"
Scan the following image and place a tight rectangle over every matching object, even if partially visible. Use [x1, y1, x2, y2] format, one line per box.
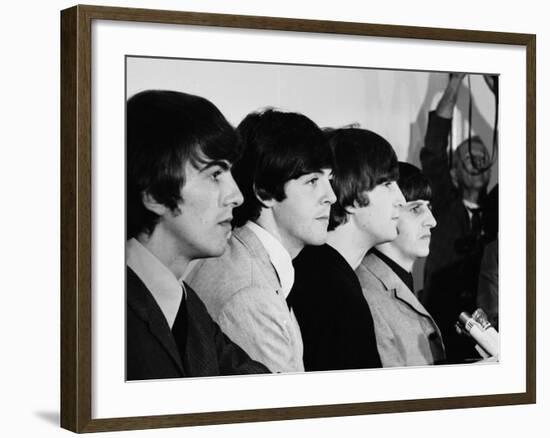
[245, 221, 295, 298]
[463, 199, 480, 210]
[126, 238, 184, 329]
[462, 199, 480, 221]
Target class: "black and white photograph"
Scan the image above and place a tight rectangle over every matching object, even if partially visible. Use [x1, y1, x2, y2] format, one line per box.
[125, 56, 500, 380]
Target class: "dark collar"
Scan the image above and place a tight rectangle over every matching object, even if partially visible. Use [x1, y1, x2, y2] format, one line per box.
[370, 248, 415, 293]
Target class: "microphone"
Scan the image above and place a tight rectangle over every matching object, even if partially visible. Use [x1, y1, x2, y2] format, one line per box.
[456, 308, 499, 359]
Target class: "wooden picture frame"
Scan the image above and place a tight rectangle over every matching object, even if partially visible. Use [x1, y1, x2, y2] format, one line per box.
[60, 4, 536, 433]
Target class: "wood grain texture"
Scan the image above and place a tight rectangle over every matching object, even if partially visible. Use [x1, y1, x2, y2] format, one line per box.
[525, 33, 536, 405]
[60, 5, 78, 432]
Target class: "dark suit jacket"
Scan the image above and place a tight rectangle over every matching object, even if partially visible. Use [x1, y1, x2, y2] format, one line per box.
[420, 111, 489, 363]
[126, 267, 269, 380]
[288, 244, 382, 372]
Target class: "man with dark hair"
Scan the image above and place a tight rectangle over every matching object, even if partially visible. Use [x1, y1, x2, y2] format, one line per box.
[420, 73, 496, 363]
[126, 90, 269, 380]
[187, 109, 336, 373]
[357, 162, 446, 367]
[288, 128, 404, 371]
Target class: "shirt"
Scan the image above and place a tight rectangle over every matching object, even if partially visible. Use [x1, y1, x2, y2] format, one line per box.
[126, 238, 184, 329]
[463, 199, 481, 222]
[245, 221, 295, 298]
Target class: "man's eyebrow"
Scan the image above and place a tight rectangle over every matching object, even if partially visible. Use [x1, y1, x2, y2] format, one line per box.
[198, 160, 231, 172]
[298, 170, 324, 178]
[405, 200, 428, 207]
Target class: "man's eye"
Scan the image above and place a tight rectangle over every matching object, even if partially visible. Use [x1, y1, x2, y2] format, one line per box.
[307, 177, 319, 185]
[211, 170, 223, 180]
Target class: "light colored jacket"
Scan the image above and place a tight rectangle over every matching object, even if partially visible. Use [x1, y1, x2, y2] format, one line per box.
[356, 252, 445, 367]
[186, 226, 304, 373]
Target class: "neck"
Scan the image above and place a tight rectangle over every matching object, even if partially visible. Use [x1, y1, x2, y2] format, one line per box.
[327, 220, 374, 270]
[375, 242, 414, 272]
[136, 227, 191, 279]
[255, 212, 302, 259]
[461, 187, 482, 204]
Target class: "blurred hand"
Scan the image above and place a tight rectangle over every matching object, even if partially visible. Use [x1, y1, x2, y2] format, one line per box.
[436, 73, 467, 118]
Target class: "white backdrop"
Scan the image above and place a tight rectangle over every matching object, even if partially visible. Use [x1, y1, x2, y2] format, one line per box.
[0, 1, 545, 437]
[126, 57, 497, 172]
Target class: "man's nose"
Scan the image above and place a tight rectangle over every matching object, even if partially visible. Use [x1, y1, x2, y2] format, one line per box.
[425, 208, 437, 228]
[322, 178, 337, 205]
[225, 174, 244, 207]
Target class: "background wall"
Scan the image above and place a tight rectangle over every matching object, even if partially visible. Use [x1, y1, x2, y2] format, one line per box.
[127, 57, 497, 172]
[0, 1, 545, 437]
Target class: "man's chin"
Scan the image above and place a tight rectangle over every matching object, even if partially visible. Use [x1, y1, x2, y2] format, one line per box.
[199, 243, 227, 259]
[305, 234, 328, 247]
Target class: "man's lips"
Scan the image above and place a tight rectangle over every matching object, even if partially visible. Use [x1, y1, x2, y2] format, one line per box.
[218, 217, 233, 226]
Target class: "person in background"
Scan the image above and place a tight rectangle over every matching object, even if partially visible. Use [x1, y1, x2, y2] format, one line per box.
[126, 90, 269, 380]
[477, 239, 499, 330]
[420, 73, 496, 363]
[477, 182, 499, 329]
[356, 162, 445, 367]
[187, 109, 336, 373]
[289, 128, 404, 371]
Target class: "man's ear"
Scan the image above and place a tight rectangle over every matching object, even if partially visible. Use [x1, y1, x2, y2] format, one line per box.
[349, 192, 370, 214]
[450, 167, 459, 188]
[346, 203, 359, 216]
[253, 185, 275, 208]
[142, 191, 169, 216]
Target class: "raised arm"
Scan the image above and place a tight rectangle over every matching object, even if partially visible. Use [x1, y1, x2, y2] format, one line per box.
[435, 73, 466, 118]
[420, 73, 466, 210]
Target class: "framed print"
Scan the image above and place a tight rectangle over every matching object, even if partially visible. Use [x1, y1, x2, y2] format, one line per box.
[60, 4, 536, 433]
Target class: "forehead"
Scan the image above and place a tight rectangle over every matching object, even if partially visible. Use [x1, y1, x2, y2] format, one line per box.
[366, 183, 394, 201]
[188, 145, 231, 170]
[456, 140, 489, 158]
[295, 168, 332, 179]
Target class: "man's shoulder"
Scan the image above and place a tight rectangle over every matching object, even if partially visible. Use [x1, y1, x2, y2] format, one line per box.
[356, 253, 379, 281]
[186, 227, 277, 316]
[295, 244, 350, 280]
[356, 254, 392, 298]
[126, 266, 158, 317]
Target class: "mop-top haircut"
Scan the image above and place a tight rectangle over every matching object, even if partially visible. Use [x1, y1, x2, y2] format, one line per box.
[126, 90, 241, 239]
[326, 128, 399, 231]
[232, 108, 332, 227]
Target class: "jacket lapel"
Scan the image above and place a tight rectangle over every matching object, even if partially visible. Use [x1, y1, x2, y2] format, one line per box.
[233, 226, 282, 293]
[181, 286, 218, 376]
[127, 267, 185, 375]
[362, 254, 446, 362]
[364, 254, 433, 320]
